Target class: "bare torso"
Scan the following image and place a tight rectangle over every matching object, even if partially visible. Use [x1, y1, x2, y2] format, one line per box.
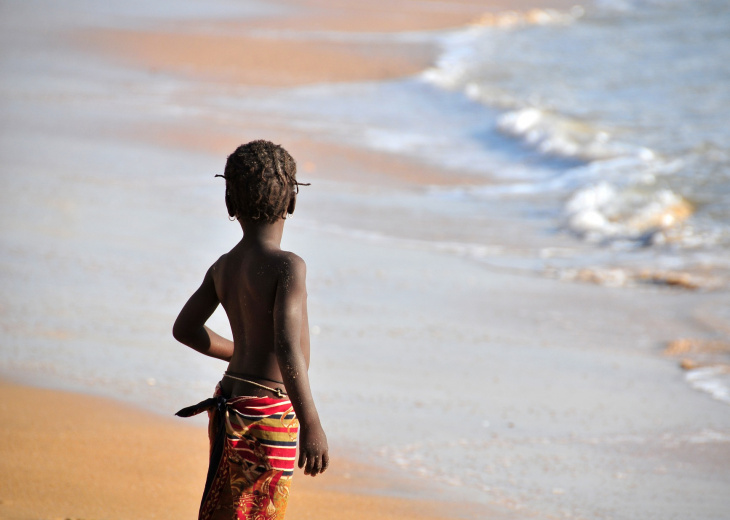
[211, 240, 310, 398]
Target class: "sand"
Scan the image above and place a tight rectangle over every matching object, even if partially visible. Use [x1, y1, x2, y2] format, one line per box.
[0, 379, 478, 520]
[74, 0, 578, 87]
[1, 1, 572, 518]
[78, 29, 438, 87]
[4, 0, 730, 518]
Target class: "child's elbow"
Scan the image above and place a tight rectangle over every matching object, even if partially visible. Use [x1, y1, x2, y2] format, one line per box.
[172, 320, 189, 344]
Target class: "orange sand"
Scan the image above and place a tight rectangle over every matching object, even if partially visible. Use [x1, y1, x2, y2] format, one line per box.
[0, 380, 474, 520]
[80, 29, 437, 87]
[74, 0, 578, 87]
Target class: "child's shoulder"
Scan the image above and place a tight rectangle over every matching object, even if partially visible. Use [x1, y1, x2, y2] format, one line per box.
[254, 250, 307, 292]
[209, 248, 306, 285]
[270, 249, 306, 278]
[208, 252, 229, 274]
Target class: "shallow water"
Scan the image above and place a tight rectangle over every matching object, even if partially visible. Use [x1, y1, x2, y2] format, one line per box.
[423, 0, 730, 275]
[212, 0, 730, 289]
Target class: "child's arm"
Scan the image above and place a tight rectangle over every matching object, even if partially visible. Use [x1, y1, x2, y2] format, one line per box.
[172, 266, 234, 361]
[274, 255, 329, 477]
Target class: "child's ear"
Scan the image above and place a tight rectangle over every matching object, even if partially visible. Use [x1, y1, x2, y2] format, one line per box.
[225, 187, 236, 218]
[287, 193, 296, 215]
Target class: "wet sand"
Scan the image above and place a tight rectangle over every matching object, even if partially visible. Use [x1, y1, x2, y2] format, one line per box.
[0, 1, 573, 519]
[75, 0, 576, 87]
[2, 0, 730, 518]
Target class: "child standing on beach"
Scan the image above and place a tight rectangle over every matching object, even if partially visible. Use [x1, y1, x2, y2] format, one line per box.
[172, 140, 328, 520]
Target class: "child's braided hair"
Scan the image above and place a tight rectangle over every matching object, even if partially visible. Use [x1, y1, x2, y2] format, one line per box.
[217, 140, 308, 223]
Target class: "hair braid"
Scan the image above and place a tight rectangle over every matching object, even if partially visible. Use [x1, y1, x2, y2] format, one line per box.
[217, 140, 305, 223]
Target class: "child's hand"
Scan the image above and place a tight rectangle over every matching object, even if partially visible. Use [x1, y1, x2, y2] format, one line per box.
[298, 423, 329, 476]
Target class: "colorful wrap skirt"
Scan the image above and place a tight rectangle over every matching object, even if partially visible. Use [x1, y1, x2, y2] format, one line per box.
[176, 386, 299, 520]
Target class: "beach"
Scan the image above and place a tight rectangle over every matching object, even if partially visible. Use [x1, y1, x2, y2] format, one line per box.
[1, 0, 730, 519]
[0, 380, 479, 520]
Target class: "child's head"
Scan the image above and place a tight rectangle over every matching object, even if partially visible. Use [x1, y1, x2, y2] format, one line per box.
[218, 140, 305, 222]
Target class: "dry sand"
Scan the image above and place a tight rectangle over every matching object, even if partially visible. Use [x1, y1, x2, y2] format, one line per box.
[0, 379, 474, 520]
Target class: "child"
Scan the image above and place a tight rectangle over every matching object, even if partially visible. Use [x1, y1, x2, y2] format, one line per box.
[173, 140, 328, 520]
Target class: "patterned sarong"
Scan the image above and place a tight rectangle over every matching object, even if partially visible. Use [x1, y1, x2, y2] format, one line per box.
[177, 387, 299, 520]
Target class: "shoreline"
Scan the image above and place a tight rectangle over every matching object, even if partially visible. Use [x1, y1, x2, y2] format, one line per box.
[73, 0, 581, 88]
[3, 0, 730, 518]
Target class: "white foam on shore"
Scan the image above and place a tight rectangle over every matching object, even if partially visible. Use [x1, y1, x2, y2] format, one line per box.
[422, 7, 584, 93]
[469, 6, 586, 29]
[685, 366, 730, 405]
[496, 108, 652, 163]
[563, 181, 693, 244]
[491, 108, 702, 247]
[420, 0, 730, 258]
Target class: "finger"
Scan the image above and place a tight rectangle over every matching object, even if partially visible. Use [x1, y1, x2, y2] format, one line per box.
[310, 455, 322, 476]
[298, 450, 305, 469]
[304, 453, 314, 475]
[320, 452, 330, 474]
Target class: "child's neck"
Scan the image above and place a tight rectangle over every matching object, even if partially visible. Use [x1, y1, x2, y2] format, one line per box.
[239, 218, 285, 249]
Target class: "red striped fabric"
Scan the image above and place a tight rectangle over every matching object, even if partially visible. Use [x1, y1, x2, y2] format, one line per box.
[199, 390, 299, 520]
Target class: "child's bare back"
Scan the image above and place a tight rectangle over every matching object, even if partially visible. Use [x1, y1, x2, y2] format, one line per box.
[211, 238, 310, 399]
[173, 140, 326, 519]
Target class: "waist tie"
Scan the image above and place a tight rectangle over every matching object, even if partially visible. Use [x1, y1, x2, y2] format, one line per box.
[222, 371, 287, 399]
[176, 395, 227, 510]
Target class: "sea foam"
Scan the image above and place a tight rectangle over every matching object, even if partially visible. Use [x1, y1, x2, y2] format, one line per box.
[685, 366, 730, 405]
[421, 0, 730, 254]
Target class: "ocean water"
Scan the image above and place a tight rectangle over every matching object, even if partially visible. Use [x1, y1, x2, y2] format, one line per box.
[2, 1, 730, 519]
[422, 0, 730, 279]
[217, 0, 730, 290]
